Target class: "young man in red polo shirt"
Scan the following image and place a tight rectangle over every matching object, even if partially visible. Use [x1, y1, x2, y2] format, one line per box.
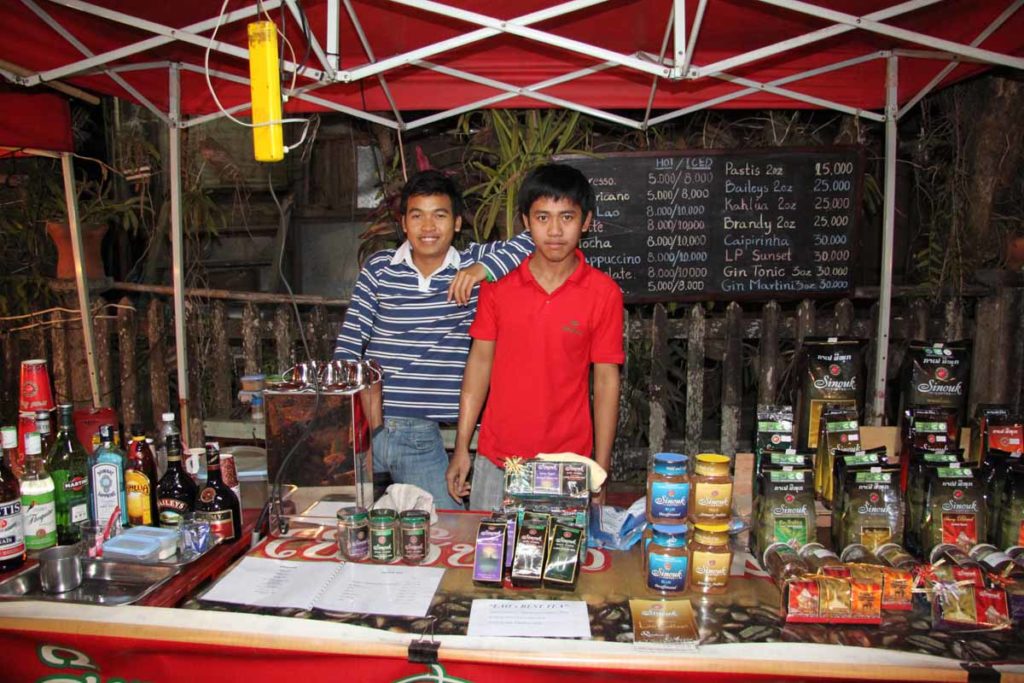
[446, 163, 624, 510]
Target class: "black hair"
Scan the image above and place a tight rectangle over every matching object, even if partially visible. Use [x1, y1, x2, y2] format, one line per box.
[516, 163, 595, 219]
[399, 170, 464, 217]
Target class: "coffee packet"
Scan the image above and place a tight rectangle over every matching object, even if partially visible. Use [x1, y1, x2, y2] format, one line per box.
[756, 405, 794, 453]
[899, 406, 961, 490]
[923, 467, 987, 554]
[814, 407, 861, 506]
[838, 469, 904, 552]
[905, 448, 964, 555]
[970, 404, 1014, 466]
[796, 338, 865, 451]
[901, 340, 971, 423]
[829, 450, 884, 548]
[755, 469, 816, 558]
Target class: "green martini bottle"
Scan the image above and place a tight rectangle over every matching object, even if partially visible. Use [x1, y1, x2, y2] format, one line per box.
[45, 404, 90, 544]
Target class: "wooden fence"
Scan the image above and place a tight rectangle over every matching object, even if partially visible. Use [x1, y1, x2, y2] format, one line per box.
[2, 282, 1023, 477]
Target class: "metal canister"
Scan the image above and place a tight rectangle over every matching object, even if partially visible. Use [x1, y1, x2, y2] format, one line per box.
[399, 509, 430, 564]
[337, 507, 370, 561]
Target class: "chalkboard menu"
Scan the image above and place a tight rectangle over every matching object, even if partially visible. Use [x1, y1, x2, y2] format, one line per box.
[562, 148, 862, 302]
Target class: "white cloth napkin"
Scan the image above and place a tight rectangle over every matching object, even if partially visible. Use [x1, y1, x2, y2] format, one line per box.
[372, 483, 438, 523]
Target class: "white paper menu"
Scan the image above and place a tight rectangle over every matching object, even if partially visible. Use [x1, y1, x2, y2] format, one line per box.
[200, 556, 444, 617]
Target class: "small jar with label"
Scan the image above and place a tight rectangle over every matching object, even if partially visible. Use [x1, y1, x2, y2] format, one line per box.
[399, 509, 431, 565]
[839, 543, 883, 565]
[762, 542, 810, 585]
[689, 522, 732, 594]
[875, 542, 922, 571]
[969, 543, 1024, 579]
[798, 542, 843, 571]
[647, 453, 690, 525]
[645, 524, 689, 594]
[369, 508, 397, 563]
[689, 453, 733, 523]
[336, 507, 370, 561]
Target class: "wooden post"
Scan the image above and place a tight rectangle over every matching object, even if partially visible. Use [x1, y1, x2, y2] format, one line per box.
[758, 301, 780, 406]
[274, 304, 294, 373]
[1010, 289, 1024, 417]
[210, 301, 232, 417]
[1, 329, 16, 413]
[685, 304, 706, 458]
[242, 303, 260, 376]
[94, 310, 112, 407]
[29, 325, 46, 362]
[720, 302, 743, 456]
[50, 309, 71, 405]
[67, 301, 91, 408]
[969, 295, 998, 416]
[148, 299, 170, 425]
[944, 297, 965, 340]
[864, 300, 882, 422]
[648, 304, 669, 455]
[311, 305, 329, 360]
[117, 298, 138, 428]
[907, 298, 929, 342]
[834, 299, 854, 337]
[795, 299, 816, 348]
[185, 299, 205, 447]
[989, 288, 1014, 405]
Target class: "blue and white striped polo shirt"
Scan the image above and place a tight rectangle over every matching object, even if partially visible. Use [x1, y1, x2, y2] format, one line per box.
[333, 233, 532, 421]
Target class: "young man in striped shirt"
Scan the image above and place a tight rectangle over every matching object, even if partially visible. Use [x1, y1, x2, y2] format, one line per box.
[333, 170, 532, 509]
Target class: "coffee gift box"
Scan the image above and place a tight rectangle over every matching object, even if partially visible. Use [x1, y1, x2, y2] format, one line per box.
[473, 520, 508, 588]
[543, 523, 584, 590]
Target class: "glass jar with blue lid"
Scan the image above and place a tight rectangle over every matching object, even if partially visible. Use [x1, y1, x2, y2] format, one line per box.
[645, 523, 690, 593]
[647, 452, 690, 525]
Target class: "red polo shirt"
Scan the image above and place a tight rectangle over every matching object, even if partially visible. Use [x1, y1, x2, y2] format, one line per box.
[470, 249, 624, 466]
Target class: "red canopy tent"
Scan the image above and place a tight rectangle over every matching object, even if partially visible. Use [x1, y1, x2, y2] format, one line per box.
[0, 92, 74, 154]
[4, 0, 1024, 427]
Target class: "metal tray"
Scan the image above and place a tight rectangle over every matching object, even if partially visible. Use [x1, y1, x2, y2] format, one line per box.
[0, 559, 179, 605]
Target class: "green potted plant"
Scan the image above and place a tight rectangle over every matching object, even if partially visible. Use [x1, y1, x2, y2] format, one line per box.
[34, 163, 147, 279]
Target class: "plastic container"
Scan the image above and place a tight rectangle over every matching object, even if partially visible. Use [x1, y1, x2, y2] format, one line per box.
[101, 534, 163, 563]
[124, 526, 179, 560]
[647, 453, 690, 525]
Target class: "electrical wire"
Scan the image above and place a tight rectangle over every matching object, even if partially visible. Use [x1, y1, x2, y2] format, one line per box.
[254, 168, 323, 538]
[203, 0, 311, 155]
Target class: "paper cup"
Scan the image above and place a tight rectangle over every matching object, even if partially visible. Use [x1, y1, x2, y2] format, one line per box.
[19, 359, 54, 412]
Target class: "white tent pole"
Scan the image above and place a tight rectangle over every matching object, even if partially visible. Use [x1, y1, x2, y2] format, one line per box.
[383, 0, 670, 79]
[757, 0, 1024, 70]
[406, 61, 617, 131]
[21, 0, 169, 124]
[340, 0, 612, 83]
[284, 0, 334, 77]
[695, 0, 940, 78]
[31, 0, 285, 85]
[168, 63, 191, 441]
[643, 8, 677, 129]
[340, 0, 404, 125]
[416, 60, 643, 129]
[60, 153, 102, 408]
[870, 55, 899, 426]
[681, 0, 708, 78]
[673, 0, 686, 79]
[897, 0, 1024, 119]
[326, 0, 340, 71]
[650, 51, 884, 126]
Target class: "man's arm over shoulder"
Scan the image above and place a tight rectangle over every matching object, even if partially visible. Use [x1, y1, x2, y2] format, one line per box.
[333, 251, 390, 361]
[464, 230, 534, 281]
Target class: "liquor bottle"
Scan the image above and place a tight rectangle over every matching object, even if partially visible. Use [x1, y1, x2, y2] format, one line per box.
[155, 412, 178, 478]
[46, 404, 90, 544]
[157, 434, 197, 528]
[1, 427, 19, 479]
[35, 410, 54, 456]
[88, 425, 127, 528]
[125, 425, 159, 527]
[21, 432, 56, 551]
[0, 431, 26, 571]
[194, 443, 241, 543]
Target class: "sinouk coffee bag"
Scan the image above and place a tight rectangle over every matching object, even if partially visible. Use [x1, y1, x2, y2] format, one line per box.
[795, 338, 865, 451]
[901, 341, 971, 423]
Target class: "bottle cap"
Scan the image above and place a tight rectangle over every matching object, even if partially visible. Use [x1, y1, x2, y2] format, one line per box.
[652, 452, 688, 476]
[162, 412, 176, 423]
[1, 426, 17, 449]
[99, 424, 115, 442]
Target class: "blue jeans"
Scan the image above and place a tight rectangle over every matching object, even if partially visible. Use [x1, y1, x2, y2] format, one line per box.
[372, 417, 464, 510]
